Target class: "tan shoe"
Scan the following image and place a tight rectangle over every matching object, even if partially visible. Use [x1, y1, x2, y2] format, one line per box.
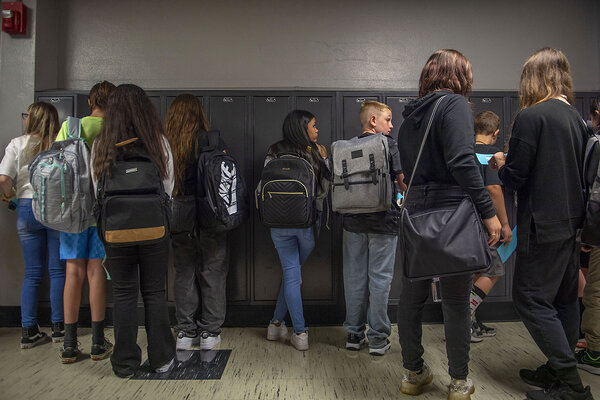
[401, 363, 433, 395]
[448, 377, 475, 400]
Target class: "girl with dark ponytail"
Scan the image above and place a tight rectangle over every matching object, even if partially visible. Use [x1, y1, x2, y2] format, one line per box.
[264, 109, 330, 351]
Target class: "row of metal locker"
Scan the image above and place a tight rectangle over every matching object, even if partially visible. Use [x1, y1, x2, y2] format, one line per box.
[31, 89, 600, 324]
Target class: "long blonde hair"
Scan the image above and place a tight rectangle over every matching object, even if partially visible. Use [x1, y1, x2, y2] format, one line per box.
[164, 94, 210, 196]
[519, 47, 574, 109]
[25, 102, 60, 160]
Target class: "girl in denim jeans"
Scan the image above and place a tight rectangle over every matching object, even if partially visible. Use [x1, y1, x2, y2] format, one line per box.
[0, 102, 64, 348]
[263, 110, 330, 351]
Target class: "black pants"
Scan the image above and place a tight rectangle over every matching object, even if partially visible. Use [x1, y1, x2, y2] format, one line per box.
[397, 184, 473, 379]
[513, 231, 580, 379]
[172, 230, 229, 334]
[106, 240, 175, 376]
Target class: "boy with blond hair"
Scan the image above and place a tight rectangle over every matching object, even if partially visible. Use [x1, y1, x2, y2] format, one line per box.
[342, 101, 405, 355]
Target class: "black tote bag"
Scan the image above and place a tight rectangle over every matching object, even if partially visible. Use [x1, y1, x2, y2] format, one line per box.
[399, 96, 491, 280]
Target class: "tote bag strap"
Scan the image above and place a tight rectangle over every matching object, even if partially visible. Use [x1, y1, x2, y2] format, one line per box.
[402, 95, 447, 203]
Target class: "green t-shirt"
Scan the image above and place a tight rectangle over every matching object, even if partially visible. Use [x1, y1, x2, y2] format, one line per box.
[56, 116, 103, 146]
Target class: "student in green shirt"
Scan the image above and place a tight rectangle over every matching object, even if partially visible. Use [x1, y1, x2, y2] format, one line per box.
[59, 81, 116, 364]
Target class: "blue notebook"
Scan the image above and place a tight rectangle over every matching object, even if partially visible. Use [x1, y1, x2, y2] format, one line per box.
[496, 226, 517, 263]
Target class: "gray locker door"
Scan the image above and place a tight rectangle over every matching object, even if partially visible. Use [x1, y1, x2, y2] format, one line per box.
[469, 96, 507, 151]
[208, 95, 249, 302]
[342, 96, 380, 139]
[574, 97, 585, 119]
[38, 96, 74, 124]
[295, 95, 336, 302]
[385, 96, 417, 141]
[148, 96, 163, 121]
[252, 96, 292, 302]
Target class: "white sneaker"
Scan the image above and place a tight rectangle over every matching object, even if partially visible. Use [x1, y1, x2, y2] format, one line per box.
[448, 377, 475, 400]
[154, 358, 175, 373]
[200, 331, 221, 350]
[290, 331, 309, 351]
[369, 339, 391, 356]
[176, 330, 200, 350]
[401, 363, 434, 395]
[267, 322, 288, 341]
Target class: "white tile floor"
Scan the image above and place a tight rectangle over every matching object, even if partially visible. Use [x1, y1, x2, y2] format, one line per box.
[0, 323, 598, 399]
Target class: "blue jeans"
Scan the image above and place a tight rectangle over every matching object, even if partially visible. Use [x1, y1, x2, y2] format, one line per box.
[270, 227, 315, 333]
[16, 199, 64, 327]
[343, 230, 397, 348]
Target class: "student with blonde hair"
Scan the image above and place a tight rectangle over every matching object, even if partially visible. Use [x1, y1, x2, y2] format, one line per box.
[491, 47, 593, 400]
[0, 102, 64, 348]
[342, 100, 405, 356]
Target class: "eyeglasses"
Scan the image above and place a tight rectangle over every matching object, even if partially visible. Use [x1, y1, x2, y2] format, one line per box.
[21, 113, 29, 120]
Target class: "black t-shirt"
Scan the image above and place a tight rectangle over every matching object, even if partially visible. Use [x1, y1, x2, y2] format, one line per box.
[475, 143, 502, 186]
[180, 130, 227, 196]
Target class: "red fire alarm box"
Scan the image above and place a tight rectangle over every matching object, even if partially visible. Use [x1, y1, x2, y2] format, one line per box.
[2, 2, 27, 35]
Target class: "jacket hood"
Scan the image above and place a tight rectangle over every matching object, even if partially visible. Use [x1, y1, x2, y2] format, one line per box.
[402, 90, 452, 130]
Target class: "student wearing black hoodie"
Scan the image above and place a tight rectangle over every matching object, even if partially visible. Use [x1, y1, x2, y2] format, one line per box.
[490, 48, 592, 400]
[396, 49, 501, 400]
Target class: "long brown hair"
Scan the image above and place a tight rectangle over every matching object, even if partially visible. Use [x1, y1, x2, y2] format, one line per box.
[93, 84, 168, 181]
[418, 49, 473, 98]
[164, 94, 210, 196]
[519, 47, 574, 109]
[25, 102, 60, 159]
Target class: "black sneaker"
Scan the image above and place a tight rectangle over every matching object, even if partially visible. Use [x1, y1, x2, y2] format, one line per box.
[345, 334, 367, 351]
[576, 349, 600, 375]
[60, 344, 81, 364]
[474, 318, 496, 337]
[526, 383, 594, 400]
[520, 364, 560, 389]
[90, 339, 113, 361]
[51, 322, 65, 343]
[369, 339, 391, 356]
[20, 325, 49, 349]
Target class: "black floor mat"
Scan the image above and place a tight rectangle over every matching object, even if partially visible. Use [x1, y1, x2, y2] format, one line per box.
[130, 349, 231, 380]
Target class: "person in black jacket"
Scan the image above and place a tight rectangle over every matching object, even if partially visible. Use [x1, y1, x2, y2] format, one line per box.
[490, 47, 593, 400]
[165, 94, 229, 352]
[396, 49, 501, 399]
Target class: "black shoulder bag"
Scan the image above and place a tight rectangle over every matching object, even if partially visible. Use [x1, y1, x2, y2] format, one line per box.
[399, 96, 491, 280]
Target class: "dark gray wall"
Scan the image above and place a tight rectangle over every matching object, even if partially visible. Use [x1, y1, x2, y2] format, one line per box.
[54, 0, 599, 91]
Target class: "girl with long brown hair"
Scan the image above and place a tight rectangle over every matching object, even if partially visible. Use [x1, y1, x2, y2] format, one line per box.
[491, 48, 593, 400]
[0, 102, 64, 348]
[165, 94, 229, 351]
[397, 49, 501, 399]
[92, 84, 175, 378]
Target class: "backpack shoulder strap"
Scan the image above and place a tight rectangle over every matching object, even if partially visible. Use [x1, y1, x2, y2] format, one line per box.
[66, 116, 82, 139]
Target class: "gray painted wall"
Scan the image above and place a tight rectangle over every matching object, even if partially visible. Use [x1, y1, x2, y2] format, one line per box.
[56, 0, 600, 91]
[0, 0, 598, 308]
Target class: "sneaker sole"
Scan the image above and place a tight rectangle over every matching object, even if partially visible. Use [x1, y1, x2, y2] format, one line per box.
[267, 331, 287, 341]
[20, 336, 50, 349]
[200, 336, 221, 350]
[470, 336, 484, 343]
[90, 349, 113, 361]
[577, 363, 600, 375]
[369, 343, 391, 356]
[401, 375, 433, 395]
[346, 339, 366, 351]
[176, 337, 200, 350]
[448, 385, 475, 400]
[61, 355, 79, 364]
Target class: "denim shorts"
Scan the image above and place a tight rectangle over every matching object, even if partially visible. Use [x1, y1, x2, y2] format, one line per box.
[60, 226, 105, 260]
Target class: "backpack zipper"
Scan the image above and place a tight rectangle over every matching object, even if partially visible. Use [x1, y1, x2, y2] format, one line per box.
[262, 179, 308, 200]
[267, 191, 304, 198]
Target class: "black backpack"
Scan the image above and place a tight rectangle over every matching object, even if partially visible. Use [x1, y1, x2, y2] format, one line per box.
[581, 133, 600, 246]
[257, 153, 317, 228]
[196, 130, 248, 232]
[96, 138, 170, 247]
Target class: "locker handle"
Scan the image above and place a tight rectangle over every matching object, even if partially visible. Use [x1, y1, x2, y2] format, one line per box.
[356, 98, 366, 103]
[50, 98, 61, 103]
[399, 98, 410, 103]
[266, 97, 277, 103]
[309, 98, 320, 103]
[482, 98, 492, 103]
[223, 97, 233, 103]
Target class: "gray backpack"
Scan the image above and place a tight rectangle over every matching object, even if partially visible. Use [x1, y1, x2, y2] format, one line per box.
[29, 117, 95, 233]
[331, 133, 392, 214]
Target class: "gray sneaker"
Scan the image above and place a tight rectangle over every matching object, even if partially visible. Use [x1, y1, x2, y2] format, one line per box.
[401, 363, 433, 395]
[448, 377, 475, 400]
[290, 331, 309, 351]
[200, 331, 221, 350]
[176, 330, 200, 350]
[267, 322, 288, 341]
[369, 339, 391, 356]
